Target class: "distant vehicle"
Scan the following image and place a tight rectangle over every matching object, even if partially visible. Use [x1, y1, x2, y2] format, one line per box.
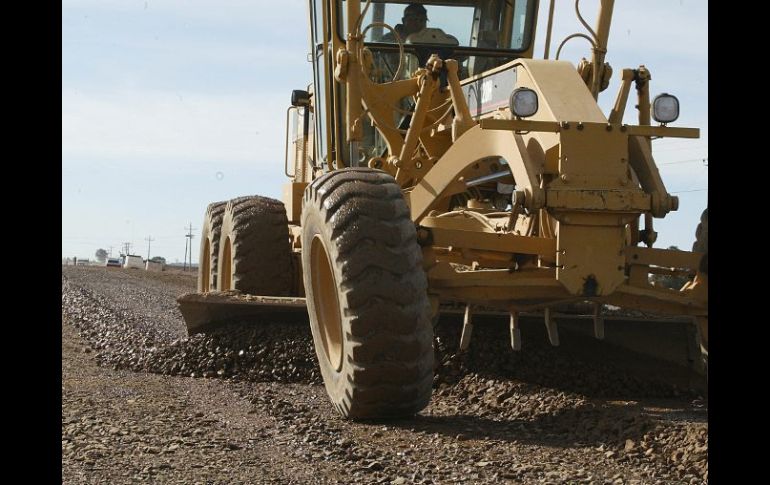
[123, 255, 144, 269]
[105, 258, 122, 268]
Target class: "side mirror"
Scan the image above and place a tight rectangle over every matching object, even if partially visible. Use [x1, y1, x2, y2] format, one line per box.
[291, 90, 311, 107]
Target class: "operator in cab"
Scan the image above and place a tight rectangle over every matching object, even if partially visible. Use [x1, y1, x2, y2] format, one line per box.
[381, 3, 429, 43]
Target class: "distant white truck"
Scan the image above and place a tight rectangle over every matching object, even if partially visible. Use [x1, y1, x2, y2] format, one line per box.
[123, 255, 144, 269]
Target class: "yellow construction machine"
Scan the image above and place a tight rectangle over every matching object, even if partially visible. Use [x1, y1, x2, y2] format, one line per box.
[178, 0, 708, 419]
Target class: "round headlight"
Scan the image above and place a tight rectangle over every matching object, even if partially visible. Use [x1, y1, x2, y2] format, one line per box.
[509, 88, 538, 118]
[652, 93, 679, 124]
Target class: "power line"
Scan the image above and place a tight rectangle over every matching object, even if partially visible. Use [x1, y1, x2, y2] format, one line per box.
[660, 157, 708, 166]
[150, 235, 187, 240]
[653, 138, 704, 145]
[670, 188, 708, 194]
[654, 144, 708, 153]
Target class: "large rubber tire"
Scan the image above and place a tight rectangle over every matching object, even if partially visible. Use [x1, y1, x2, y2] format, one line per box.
[197, 201, 227, 292]
[301, 168, 434, 420]
[692, 208, 708, 387]
[216, 196, 292, 295]
[692, 208, 708, 274]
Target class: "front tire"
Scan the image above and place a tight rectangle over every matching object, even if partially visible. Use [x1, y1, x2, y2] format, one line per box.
[301, 168, 434, 420]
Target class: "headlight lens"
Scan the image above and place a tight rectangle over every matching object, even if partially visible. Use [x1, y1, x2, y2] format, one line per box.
[509, 88, 538, 118]
[652, 93, 679, 123]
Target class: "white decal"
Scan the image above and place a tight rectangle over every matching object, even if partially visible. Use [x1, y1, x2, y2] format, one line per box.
[481, 78, 493, 104]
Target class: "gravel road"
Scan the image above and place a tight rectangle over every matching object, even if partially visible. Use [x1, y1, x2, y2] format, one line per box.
[62, 265, 707, 484]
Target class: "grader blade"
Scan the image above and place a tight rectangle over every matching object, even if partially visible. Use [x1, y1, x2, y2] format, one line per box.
[177, 291, 307, 335]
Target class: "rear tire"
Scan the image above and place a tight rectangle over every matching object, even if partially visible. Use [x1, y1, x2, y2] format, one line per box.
[692, 208, 708, 274]
[692, 208, 708, 388]
[301, 168, 434, 420]
[197, 201, 226, 292]
[216, 196, 292, 295]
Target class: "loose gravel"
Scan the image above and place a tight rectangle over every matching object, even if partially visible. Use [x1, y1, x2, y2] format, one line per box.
[62, 266, 707, 483]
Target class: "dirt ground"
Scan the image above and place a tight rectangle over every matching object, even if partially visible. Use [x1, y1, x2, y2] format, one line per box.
[61, 265, 707, 484]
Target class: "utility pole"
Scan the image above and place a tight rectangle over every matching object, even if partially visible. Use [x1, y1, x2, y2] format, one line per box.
[183, 237, 189, 271]
[108, 246, 113, 257]
[189, 233, 195, 269]
[123, 242, 132, 256]
[145, 235, 154, 261]
[185, 223, 196, 271]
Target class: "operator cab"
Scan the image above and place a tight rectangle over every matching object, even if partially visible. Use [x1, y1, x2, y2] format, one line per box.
[296, 0, 539, 177]
[341, 0, 538, 80]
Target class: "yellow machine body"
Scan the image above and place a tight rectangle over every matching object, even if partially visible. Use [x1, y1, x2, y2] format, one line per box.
[179, 0, 707, 418]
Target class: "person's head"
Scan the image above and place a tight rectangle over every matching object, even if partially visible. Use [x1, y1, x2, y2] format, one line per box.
[402, 3, 428, 35]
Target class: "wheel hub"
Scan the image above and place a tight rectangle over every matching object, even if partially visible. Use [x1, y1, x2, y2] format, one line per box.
[310, 235, 343, 371]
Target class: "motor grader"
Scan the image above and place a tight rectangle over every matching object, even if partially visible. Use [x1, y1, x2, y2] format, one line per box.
[178, 0, 708, 419]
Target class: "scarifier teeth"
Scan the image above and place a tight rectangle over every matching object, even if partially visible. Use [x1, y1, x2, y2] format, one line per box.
[544, 308, 559, 347]
[593, 303, 605, 340]
[459, 304, 473, 351]
[509, 312, 521, 351]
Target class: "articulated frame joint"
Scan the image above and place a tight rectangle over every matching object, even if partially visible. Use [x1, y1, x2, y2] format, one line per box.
[633, 65, 651, 90]
[650, 192, 679, 218]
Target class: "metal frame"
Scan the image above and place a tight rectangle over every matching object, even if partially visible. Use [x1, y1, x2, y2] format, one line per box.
[283, 0, 707, 344]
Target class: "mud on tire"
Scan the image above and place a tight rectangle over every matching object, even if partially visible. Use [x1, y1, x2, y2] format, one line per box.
[301, 168, 434, 420]
[216, 196, 292, 295]
[197, 201, 227, 292]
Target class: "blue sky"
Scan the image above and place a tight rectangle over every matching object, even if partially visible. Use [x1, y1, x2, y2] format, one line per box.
[62, 0, 707, 263]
